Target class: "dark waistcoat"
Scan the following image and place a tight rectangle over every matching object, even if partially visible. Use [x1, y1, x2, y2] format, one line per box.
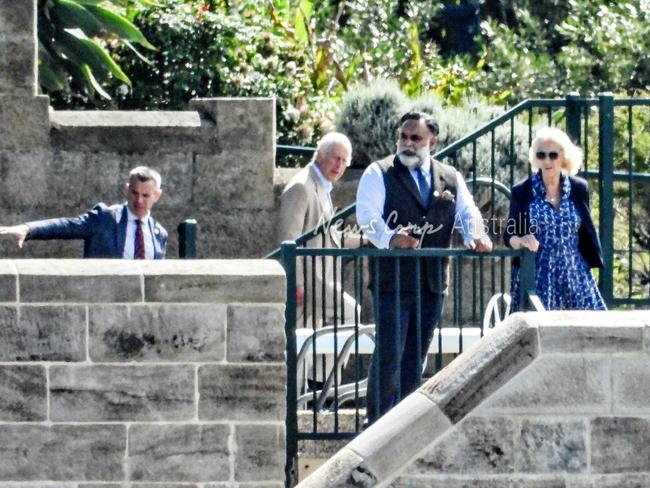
[373, 155, 458, 294]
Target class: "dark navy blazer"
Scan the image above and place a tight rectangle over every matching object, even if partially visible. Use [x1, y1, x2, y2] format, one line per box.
[26, 203, 167, 259]
[504, 174, 603, 269]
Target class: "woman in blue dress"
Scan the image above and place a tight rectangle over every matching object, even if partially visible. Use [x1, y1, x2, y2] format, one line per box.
[505, 127, 606, 311]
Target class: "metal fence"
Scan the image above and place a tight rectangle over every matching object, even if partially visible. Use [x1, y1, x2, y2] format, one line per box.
[271, 93, 650, 485]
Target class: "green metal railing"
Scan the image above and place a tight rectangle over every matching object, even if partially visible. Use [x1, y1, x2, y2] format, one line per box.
[272, 93, 650, 486]
[275, 93, 650, 307]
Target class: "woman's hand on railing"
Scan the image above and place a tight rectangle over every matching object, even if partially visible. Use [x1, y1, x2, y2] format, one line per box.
[510, 234, 539, 252]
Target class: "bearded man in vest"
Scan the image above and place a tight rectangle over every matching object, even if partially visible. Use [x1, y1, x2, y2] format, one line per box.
[356, 112, 492, 424]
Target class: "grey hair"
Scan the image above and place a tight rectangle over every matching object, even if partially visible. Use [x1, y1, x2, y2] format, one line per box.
[313, 132, 352, 167]
[529, 127, 582, 176]
[129, 166, 162, 191]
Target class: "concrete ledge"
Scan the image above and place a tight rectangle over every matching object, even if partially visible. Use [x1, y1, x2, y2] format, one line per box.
[534, 311, 647, 353]
[421, 313, 540, 423]
[50, 111, 202, 127]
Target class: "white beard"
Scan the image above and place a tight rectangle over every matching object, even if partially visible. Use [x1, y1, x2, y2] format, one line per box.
[397, 144, 430, 169]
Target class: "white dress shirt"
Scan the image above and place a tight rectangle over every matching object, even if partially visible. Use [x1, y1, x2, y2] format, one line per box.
[356, 156, 486, 249]
[123, 207, 155, 259]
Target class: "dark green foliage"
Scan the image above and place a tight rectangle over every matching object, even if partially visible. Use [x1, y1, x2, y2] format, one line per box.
[38, 0, 154, 105]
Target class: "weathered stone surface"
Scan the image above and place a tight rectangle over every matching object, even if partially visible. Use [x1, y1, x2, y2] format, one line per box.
[406, 416, 515, 475]
[0, 261, 17, 302]
[515, 419, 588, 473]
[0, 39, 35, 92]
[0, 366, 46, 421]
[477, 355, 610, 414]
[194, 152, 274, 210]
[0, 305, 85, 361]
[421, 314, 539, 423]
[612, 356, 650, 413]
[49, 112, 212, 154]
[128, 424, 230, 481]
[15, 260, 142, 303]
[49, 364, 194, 421]
[0, 424, 125, 480]
[191, 208, 277, 258]
[234, 424, 285, 483]
[389, 477, 511, 488]
[296, 448, 369, 488]
[143, 260, 285, 303]
[199, 364, 285, 421]
[227, 304, 285, 362]
[0, 150, 52, 207]
[589, 473, 650, 487]
[591, 417, 650, 473]
[0, 0, 35, 38]
[539, 322, 643, 354]
[347, 392, 452, 481]
[89, 304, 226, 362]
[237, 484, 285, 488]
[0, 96, 49, 150]
[189, 97, 274, 154]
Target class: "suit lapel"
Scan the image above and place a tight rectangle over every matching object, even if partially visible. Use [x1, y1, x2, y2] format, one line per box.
[431, 159, 445, 201]
[308, 165, 340, 247]
[150, 218, 163, 259]
[309, 166, 332, 219]
[116, 205, 128, 256]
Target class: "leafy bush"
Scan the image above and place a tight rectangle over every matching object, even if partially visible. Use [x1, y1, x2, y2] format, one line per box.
[336, 79, 529, 186]
[110, 0, 335, 147]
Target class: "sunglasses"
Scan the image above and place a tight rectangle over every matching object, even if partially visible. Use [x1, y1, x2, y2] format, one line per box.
[535, 151, 560, 160]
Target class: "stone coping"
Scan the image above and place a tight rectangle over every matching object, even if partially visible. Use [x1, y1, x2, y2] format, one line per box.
[297, 311, 650, 487]
[50, 110, 202, 127]
[0, 259, 286, 303]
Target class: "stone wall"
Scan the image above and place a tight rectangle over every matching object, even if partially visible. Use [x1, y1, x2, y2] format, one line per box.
[0, 259, 287, 487]
[0, 1, 280, 259]
[300, 311, 650, 487]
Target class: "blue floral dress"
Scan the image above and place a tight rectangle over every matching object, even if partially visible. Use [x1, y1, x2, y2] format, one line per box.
[510, 172, 606, 311]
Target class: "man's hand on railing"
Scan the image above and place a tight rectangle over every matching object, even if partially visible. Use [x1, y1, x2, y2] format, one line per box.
[389, 232, 419, 249]
[509, 234, 539, 252]
[296, 285, 305, 306]
[468, 235, 493, 253]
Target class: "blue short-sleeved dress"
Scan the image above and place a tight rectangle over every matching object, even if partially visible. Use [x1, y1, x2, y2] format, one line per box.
[510, 172, 606, 311]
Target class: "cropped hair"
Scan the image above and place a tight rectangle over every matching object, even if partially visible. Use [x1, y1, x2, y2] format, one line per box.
[129, 166, 162, 191]
[314, 132, 352, 166]
[529, 127, 582, 176]
[400, 112, 439, 136]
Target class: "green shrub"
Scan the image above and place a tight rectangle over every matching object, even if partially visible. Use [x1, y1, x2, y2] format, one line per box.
[110, 0, 335, 148]
[336, 80, 529, 187]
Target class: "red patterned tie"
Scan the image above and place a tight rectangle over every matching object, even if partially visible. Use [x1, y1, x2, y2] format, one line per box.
[135, 219, 145, 259]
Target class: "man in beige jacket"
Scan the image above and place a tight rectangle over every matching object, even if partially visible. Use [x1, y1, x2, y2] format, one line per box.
[277, 132, 360, 389]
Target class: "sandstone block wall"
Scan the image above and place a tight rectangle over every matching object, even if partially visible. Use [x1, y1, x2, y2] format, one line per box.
[300, 311, 650, 488]
[0, 259, 287, 487]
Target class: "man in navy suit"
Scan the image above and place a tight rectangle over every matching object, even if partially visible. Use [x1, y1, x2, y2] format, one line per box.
[0, 166, 167, 259]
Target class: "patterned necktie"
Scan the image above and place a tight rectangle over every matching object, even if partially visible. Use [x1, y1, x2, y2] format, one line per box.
[135, 219, 145, 259]
[416, 168, 430, 207]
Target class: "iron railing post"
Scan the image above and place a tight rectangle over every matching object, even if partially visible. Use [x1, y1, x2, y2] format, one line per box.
[598, 92, 615, 306]
[280, 241, 298, 487]
[177, 219, 197, 258]
[565, 92, 582, 146]
[519, 250, 536, 310]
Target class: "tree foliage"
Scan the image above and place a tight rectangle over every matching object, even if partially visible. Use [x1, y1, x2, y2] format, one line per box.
[38, 0, 154, 105]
